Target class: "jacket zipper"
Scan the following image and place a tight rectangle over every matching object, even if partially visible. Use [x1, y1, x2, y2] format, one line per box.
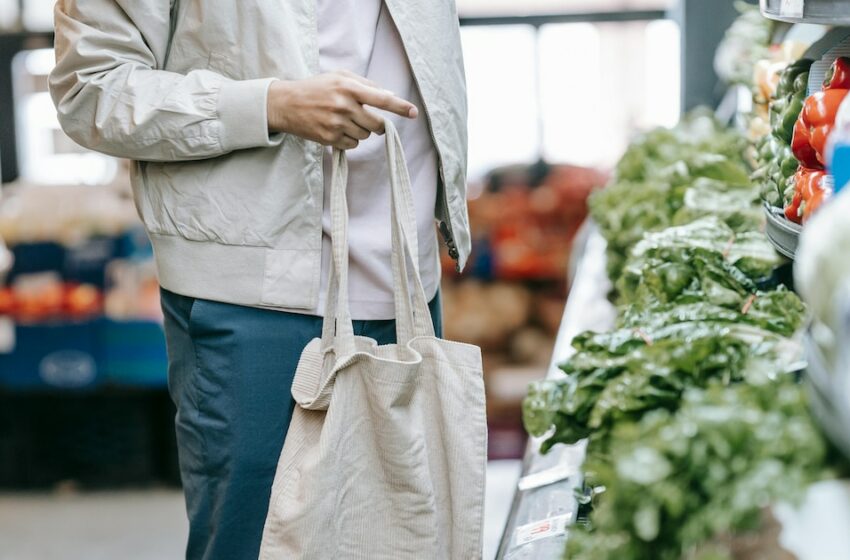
[383, 2, 461, 273]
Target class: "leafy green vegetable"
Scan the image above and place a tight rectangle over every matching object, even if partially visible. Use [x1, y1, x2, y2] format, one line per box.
[524, 318, 801, 452]
[566, 380, 830, 560]
[589, 179, 675, 278]
[673, 178, 763, 232]
[617, 217, 782, 307]
[524, 218, 801, 455]
[590, 113, 754, 279]
[614, 111, 749, 183]
[619, 289, 805, 338]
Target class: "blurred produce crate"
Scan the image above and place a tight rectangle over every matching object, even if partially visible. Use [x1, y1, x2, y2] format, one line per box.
[6, 241, 64, 279]
[444, 162, 607, 282]
[101, 319, 168, 388]
[6, 228, 152, 288]
[0, 318, 168, 390]
[0, 320, 102, 391]
[63, 236, 123, 287]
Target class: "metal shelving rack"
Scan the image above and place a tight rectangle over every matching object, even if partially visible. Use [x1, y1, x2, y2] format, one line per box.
[758, 5, 850, 260]
[760, 0, 850, 25]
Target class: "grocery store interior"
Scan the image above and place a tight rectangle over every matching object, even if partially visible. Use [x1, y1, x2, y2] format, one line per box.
[4, 0, 850, 558]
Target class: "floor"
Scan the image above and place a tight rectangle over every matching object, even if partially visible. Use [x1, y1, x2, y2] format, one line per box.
[0, 460, 521, 560]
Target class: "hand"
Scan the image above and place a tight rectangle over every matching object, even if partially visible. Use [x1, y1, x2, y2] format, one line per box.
[267, 70, 418, 150]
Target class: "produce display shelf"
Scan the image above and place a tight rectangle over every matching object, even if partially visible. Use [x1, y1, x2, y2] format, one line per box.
[764, 203, 802, 259]
[495, 223, 616, 560]
[493, 222, 850, 559]
[760, 0, 850, 25]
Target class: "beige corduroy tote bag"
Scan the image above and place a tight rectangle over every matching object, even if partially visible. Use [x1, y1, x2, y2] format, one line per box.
[259, 119, 488, 560]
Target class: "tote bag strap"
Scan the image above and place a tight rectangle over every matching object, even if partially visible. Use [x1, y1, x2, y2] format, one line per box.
[320, 118, 435, 358]
[385, 119, 435, 342]
[320, 148, 357, 358]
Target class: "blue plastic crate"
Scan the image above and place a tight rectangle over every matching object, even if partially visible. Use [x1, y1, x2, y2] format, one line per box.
[7, 242, 65, 281]
[115, 226, 153, 260]
[63, 237, 120, 287]
[100, 319, 168, 388]
[0, 320, 103, 391]
[7, 230, 153, 288]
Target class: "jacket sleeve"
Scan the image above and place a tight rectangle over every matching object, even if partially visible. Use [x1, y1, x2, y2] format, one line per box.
[48, 0, 283, 162]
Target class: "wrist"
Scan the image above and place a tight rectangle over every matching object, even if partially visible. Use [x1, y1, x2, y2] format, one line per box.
[267, 79, 293, 133]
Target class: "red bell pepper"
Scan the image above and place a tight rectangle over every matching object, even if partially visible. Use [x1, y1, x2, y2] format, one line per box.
[792, 88, 850, 167]
[791, 117, 821, 169]
[784, 168, 828, 224]
[823, 57, 850, 90]
[785, 190, 802, 223]
[803, 187, 828, 222]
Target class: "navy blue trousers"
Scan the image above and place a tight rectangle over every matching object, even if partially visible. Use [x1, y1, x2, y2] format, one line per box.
[160, 288, 442, 560]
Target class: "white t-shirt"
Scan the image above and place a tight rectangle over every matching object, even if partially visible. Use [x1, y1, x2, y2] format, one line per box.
[302, 0, 441, 320]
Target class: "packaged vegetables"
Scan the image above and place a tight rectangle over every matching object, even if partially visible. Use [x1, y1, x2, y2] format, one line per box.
[522, 110, 834, 559]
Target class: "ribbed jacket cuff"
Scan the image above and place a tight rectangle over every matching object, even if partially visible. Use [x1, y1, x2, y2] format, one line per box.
[217, 77, 285, 152]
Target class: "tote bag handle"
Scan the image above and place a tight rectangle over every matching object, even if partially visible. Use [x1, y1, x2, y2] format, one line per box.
[321, 118, 435, 358]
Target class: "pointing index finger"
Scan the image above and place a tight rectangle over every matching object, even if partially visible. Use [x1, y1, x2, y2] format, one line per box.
[352, 84, 418, 119]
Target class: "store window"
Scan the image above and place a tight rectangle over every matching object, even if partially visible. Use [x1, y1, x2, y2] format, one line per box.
[461, 18, 680, 178]
[12, 48, 120, 185]
[461, 25, 541, 180]
[21, 0, 52, 31]
[0, 0, 18, 30]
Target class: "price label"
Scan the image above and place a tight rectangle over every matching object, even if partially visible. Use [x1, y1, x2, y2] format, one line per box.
[517, 463, 578, 491]
[514, 514, 570, 546]
[780, 0, 804, 18]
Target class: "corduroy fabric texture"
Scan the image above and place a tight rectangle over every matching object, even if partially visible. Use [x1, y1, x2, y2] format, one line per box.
[259, 120, 487, 559]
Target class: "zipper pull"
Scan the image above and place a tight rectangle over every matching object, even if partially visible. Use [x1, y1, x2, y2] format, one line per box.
[439, 221, 461, 273]
[439, 221, 459, 260]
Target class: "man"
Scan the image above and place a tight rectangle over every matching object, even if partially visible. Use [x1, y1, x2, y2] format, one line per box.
[49, 1, 471, 558]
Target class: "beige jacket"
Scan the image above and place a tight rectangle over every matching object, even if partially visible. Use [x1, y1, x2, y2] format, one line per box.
[49, 0, 470, 310]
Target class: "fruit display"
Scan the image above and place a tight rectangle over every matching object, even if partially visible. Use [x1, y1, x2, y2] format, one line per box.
[443, 163, 607, 353]
[522, 111, 843, 559]
[0, 276, 102, 322]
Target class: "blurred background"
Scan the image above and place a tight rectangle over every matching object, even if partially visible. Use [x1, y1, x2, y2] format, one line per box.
[0, 0, 754, 558]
